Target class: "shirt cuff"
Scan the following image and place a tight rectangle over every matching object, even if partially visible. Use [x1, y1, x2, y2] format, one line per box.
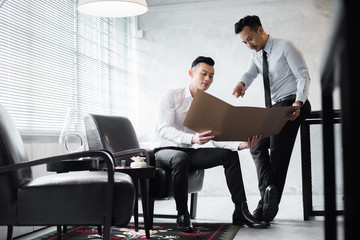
[296, 94, 307, 104]
[240, 79, 251, 90]
[182, 133, 194, 145]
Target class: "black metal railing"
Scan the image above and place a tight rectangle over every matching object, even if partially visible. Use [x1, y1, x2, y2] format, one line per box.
[300, 110, 344, 220]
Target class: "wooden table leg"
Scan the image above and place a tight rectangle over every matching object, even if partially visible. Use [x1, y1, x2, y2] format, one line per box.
[139, 178, 150, 238]
[134, 179, 139, 232]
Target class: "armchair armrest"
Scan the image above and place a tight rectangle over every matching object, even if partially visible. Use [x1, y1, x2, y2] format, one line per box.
[0, 150, 114, 174]
[147, 149, 155, 167]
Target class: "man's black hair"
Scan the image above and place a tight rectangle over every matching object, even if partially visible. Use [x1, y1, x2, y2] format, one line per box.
[234, 15, 262, 34]
[191, 56, 215, 69]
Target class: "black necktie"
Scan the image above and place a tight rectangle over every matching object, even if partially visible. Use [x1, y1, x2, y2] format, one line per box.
[262, 50, 272, 108]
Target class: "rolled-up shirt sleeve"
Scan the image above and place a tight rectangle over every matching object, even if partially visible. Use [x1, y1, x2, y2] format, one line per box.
[211, 141, 240, 151]
[240, 55, 260, 89]
[284, 41, 310, 103]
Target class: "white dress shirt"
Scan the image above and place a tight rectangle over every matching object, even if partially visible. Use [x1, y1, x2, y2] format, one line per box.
[240, 36, 310, 104]
[156, 87, 239, 150]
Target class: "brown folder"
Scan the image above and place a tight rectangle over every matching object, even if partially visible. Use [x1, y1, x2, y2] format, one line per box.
[183, 90, 299, 141]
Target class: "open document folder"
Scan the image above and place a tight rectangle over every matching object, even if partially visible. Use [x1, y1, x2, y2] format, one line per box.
[183, 91, 299, 141]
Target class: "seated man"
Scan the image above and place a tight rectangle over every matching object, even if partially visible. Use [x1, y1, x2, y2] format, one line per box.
[154, 56, 269, 231]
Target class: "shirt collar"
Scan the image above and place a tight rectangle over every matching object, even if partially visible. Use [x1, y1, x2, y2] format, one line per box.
[263, 35, 273, 55]
[185, 86, 193, 99]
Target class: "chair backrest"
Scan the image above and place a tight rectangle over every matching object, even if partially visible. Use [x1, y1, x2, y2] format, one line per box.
[0, 104, 32, 223]
[84, 114, 140, 154]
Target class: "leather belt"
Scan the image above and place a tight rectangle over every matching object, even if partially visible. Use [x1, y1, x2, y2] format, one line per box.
[275, 94, 296, 103]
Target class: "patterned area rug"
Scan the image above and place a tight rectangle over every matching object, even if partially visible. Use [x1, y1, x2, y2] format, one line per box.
[31, 223, 240, 240]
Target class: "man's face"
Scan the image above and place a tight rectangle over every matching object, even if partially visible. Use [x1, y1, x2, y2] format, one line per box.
[239, 26, 265, 52]
[189, 62, 214, 92]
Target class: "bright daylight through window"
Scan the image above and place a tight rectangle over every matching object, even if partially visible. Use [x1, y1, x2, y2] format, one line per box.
[0, 1, 132, 136]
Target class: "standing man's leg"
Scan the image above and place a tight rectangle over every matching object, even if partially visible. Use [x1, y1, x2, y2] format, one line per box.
[250, 137, 272, 220]
[266, 99, 311, 221]
[270, 121, 301, 201]
[271, 99, 311, 197]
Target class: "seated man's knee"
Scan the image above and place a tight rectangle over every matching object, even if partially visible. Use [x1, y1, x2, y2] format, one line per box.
[222, 148, 237, 157]
[169, 151, 190, 170]
[219, 149, 239, 165]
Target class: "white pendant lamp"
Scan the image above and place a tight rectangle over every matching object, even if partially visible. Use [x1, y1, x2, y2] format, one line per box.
[78, 0, 148, 18]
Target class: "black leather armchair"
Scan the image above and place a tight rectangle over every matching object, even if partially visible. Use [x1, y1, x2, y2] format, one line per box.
[84, 114, 205, 227]
[0, 105, 135, 240]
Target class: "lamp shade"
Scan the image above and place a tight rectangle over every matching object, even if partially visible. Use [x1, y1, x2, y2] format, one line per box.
[78, 0, 148, 17]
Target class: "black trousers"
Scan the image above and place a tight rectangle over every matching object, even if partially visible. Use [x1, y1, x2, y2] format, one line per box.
[154, 147, 246, 214]
[251, 99, 311, 209]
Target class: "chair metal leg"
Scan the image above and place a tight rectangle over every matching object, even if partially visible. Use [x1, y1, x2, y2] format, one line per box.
[7, 225, 13, 240]
[190, 193, 198, 219]
[150, 193, 199, 221]
[103, 224, 111, 240]
[56, 226, 62, 240]
[97, 225, 102, 236]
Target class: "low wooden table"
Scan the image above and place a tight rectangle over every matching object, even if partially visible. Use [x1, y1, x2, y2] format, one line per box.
[113, 166, 155, 239]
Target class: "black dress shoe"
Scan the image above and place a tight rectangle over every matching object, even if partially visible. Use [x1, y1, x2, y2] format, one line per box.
[252, 207, 264, 221]
[176, 211, 193, 231]
[233, 202, 270, 229]
[263, 185, 279, 222]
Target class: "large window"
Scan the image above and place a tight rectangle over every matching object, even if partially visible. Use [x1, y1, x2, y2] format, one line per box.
[0, 1, 132, 135]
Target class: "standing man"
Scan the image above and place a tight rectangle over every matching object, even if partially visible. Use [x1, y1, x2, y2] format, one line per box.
[232, 15, 311, 222]
[155, 56, 269, 231]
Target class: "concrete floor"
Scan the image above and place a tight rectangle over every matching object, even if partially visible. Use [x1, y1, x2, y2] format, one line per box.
[152, 194, 344, 240]
[15, 194, 344, 240]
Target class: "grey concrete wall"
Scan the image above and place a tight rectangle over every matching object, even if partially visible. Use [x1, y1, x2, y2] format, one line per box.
[132, 0, 335, 197]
